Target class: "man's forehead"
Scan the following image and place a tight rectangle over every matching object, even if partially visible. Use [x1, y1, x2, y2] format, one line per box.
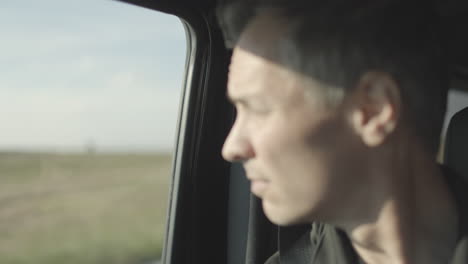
[227, 46, 314, 105]
[228, 14, 285, 86]
[227, 48, 270, 99]
[236, 10, 289, 59]
[227, 11, 308, 101]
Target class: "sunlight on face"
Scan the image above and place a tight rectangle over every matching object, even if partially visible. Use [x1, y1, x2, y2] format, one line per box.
[223, 48, 363, 225]
[222, 13, 367, 225]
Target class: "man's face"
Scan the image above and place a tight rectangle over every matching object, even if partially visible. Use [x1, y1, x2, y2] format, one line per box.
[222, 43, 364, 225]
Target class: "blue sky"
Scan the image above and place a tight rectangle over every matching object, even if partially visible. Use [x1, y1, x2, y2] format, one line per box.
[0, 0, 186, 152]
[1, 0, 467, 153]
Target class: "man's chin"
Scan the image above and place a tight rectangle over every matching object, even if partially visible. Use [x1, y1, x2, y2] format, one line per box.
[262, 199, 308, 226]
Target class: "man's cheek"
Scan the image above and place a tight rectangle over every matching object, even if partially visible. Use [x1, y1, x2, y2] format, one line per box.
[255, 128, 283, 156]
[261, 122, 294, 148]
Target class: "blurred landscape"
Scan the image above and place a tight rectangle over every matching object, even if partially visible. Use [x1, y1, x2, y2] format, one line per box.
[0, 152, 172, 264]
[1, 1, 184, 264]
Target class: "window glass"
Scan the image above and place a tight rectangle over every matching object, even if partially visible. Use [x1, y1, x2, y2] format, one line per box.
[0, 1, 185, 264]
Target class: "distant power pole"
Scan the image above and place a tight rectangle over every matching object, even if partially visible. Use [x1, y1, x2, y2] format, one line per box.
[85, 139, 97, 154]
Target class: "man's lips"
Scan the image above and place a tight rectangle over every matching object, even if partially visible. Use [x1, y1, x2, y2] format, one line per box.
[250, 179, 269, 196]
[244, 166, 269, 196]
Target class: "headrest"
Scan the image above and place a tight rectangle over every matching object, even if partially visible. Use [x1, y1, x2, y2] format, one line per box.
[444, 107, 468, 178]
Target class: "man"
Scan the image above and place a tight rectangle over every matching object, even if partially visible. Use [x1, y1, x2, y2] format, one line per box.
[219, 0, 468, 263]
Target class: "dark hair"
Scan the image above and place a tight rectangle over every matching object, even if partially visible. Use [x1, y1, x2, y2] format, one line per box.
[216, 0, 256, 48]
[217, 0, 449, 154]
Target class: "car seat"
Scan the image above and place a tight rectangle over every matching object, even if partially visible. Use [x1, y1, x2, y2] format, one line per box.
[444, 106, 468, 179]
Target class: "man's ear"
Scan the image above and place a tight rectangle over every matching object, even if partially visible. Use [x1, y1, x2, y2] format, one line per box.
[349, 71, 401, 147]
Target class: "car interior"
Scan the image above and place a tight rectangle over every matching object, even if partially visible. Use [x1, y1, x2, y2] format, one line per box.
[117, 0, 468, 263]
[445, 107, 468, 182]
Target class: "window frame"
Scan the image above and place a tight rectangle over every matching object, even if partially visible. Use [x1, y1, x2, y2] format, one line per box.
[117, 1, 236, 263]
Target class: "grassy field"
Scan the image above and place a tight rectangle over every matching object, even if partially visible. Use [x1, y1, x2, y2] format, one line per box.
[0, 152, 172, 264]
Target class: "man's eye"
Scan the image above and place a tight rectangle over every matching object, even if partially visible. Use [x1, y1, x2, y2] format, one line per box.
[235, 103, 271, 116]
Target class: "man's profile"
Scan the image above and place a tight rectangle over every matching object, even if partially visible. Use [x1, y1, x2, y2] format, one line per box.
[219, 0, 468, 263]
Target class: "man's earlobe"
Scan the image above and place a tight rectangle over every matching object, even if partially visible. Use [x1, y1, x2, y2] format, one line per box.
[350, 72, 401, 147]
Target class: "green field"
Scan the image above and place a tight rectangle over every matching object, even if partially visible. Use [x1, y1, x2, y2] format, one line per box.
[0, 152, 172, 264]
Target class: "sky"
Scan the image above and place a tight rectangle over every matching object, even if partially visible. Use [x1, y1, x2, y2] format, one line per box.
[1, 0, 468, 153]
[0, 0, 186, 153]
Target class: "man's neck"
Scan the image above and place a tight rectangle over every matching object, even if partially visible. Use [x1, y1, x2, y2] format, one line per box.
[343, 145, 459, 264]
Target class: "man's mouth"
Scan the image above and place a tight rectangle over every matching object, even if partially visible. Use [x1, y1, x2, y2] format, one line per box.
[250, 179, 269, 197]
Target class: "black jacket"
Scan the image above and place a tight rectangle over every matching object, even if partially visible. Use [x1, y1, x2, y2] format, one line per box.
[265, 167, 468, 264]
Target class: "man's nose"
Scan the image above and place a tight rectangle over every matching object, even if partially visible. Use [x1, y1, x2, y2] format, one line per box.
[222, 121, 254, 162]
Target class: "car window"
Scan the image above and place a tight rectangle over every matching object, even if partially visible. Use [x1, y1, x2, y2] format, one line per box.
[0, 1, 186, 264]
